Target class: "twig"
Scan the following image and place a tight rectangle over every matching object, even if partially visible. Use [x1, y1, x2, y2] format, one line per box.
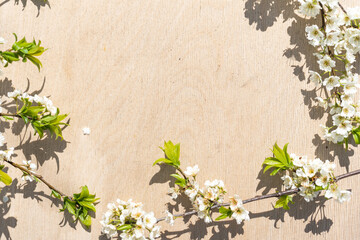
[156, 168, 360, 223]
[338, 2, 347, 14]
[4, 159, 69, 198]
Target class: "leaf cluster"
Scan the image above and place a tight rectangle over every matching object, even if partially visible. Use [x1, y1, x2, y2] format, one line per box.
[16, 99, 68, 139]
[153, 141, 180, 168]
[262, 143, 293, 176]
[59, 186, 99, 228]
[274, 195, 294, 210]
[0, 34, 45, 71]
[215, 206, 233, 221]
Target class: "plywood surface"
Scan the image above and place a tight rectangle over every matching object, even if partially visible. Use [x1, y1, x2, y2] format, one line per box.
[0, 0, 359, 239]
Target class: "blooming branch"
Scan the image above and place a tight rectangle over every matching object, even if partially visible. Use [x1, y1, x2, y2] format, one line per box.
[298, 0, 360, 147]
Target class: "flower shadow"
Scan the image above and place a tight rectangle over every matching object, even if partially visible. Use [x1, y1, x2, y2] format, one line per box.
[250, 195, 333, 235]
[160, 219, 245, 240]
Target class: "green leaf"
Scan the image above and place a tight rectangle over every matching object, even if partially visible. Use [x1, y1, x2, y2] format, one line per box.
[218, 206, 232, 215]
[162, 141, 180, 167]
[153, 158, 173, 166]
[171, 174, 187, 188]
[51, 190, 61, 199]
[215, 214, 229, 221]
[0, 170, 12, 185]
[77, 185, 89, 200]
[79, 201, 96, 212]
[353, 129, 360, 144]
[117, 224, 133, 231]
[270, 168, 281, 176]
[2, 116, 14, 121]
[274, 195, 293, 210]
[79, 213, 92, 227]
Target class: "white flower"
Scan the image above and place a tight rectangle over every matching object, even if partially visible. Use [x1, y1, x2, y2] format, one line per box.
[101, 223, 117, 238]
[343, 82, 360, 95]
[337, 190, 351, 203]
[165, 210, 175, 226]
[231, 205, 250, 224]
[332, 114, 345, 126]
[0, 132, 5, 147]
[306, 25, 324, 46]
[314, 97, 327, 109]
[330, 131, 344, 143]
[318, 55, 336, 72]
[346, 51, 356, 64]
[184, 165, 200, 177]
[325, 30, 341, 46]
[229, 194, 243, 211]
[323, 76, 340, 90]
[149, 226, 161, 240]
[185, 187, 198, 200]
[335, 120, 352, 136]
[7, 89, 22, 98]
[303, 164, 319, 178]
[321, 160, 336, 175]
[315, 173, 329, 188]
[309, 70, 322, 85]
[325, 184, 340, 199]
[21, 175, 34, 182]
[0, 37, 6, 44]
[299, 0, 321, 17]
[82, 127, 91, 135]
[341, 94, 354, 104]
[204, 215, 212, 223]
[168, 187, 178, 199]
[340, 103, 355, 118]
[319, 0, 338, 8]
[143, 212, 157, 229]
[281, 175, 295, 189]
[299, 185, 319, 202]
[325, 16, 340, 33]
[347, 7, 360, 20]
[292, 155, 308, 167]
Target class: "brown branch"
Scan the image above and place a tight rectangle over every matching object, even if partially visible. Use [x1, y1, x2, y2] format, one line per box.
[156, 168, 360, 223]
[338, 2, 347, 14]
[4, 159, 69, 198]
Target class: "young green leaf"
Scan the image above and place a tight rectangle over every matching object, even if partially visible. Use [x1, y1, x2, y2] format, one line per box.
[274, 195, 294, 210]
[0, 170, 12, 186]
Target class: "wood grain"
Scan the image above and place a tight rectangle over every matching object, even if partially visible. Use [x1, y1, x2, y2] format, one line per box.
[0, 0, 359, 239]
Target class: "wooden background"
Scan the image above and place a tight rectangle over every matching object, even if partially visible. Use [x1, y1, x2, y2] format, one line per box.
[0, 0, 359, 239]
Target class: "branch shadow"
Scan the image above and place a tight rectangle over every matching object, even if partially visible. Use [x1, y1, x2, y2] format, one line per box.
[160, 219, 245, 240]
[250, 195, 333, 235]
[0, 0, 51, 17]
[0, 173, 63, 240]
[0, 77, 75, 236]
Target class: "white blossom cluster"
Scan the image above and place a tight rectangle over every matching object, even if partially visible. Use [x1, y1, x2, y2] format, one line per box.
[169, 165, 249, 224]
[100, 199, 160, 240]
[7, 89, 58, 115]
[298, 0, 360, 144]
[21, 160, 37, 182]
[281, 153, 351, 203]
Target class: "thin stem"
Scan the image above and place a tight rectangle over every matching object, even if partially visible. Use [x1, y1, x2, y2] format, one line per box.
[156, 168, 360, 223]
[4, 159, 69, 199]
[0, 112, 33, 120]
[338, 2, 347, 14]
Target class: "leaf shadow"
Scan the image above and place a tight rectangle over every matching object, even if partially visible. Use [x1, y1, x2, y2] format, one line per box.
[0, 0, 51, 17]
